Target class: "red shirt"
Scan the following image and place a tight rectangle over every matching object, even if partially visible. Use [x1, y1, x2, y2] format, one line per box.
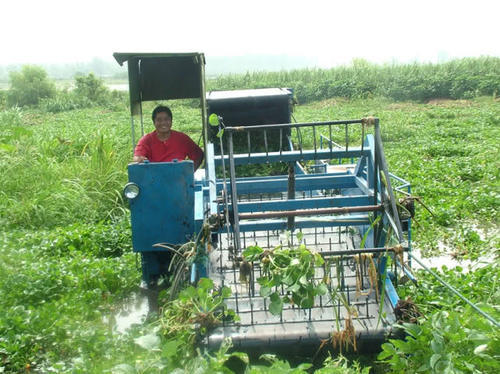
[134, 130, 203, 164]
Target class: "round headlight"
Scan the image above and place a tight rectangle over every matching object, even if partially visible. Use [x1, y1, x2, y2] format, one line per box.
[123, 183, 140, 199]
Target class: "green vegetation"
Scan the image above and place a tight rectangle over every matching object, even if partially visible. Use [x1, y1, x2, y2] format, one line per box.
[40, 73, 126, 113]
[208, 57, 500, 103]
[378, 263, 499, 372]
[243, 240, 329, 314]
[6, 65, 56, 107]
[0, 60, 498, 372]
[0, 109, 130, 229]
[0, 225, 140, 372]
[297, 97, 499, 256]
[2, 57, 499, 112]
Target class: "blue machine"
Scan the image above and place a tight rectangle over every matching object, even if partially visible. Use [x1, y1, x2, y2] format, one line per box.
[126, 160, 197, 284]
[115, 52, 414, 354]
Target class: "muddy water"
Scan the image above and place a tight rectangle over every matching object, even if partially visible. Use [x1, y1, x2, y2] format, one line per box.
[107, 83, 128, 91]
[411, 246, 494, 272]
[107, 287, 160, 333]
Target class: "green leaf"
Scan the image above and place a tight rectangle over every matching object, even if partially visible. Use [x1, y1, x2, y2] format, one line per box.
[463, 362, 476, 370]
[377, 350, 392, 360]
[259, 353, 278, 364]
[269, 292, 283, 315]
[208, 113, 219, 126]
[269, 292, 281, 303]
[198, 277, 214, 291]
[217, 128, 224, 138]
[287, 283, 300, 293]
[296, 231, 304, 243]
[282, 275, 294, 286]
[468, 331, 488, 343]
[181, 286, 197, 299]
[296, 363, 313, 370]
[0, 143, 16, 152]
[316, 283, 328, 296]
[403, 323, 422, 338]
[378, 343, 396, 360]
[221, 286, 232, 298]
[298, 275, 308, 285]
[242, 245, 263, 261]
[416, 363, 430, 372]
[260, 286, 272, 297]
[391, 339, 410, 354]
[314, 253, 325, 266]
[431, 339, 444, 354]
[430, 353, 441, 369]
[269, 297, 283, 315]
[381, 342, 397, 354]
[300, 296, 314, 309]
[162, 339, 182, 358]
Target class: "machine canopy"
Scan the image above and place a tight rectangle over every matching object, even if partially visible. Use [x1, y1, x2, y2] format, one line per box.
[113, 52, 206, 116]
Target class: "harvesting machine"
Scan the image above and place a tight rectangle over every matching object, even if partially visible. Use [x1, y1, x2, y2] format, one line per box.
[114, 52, 415, 355]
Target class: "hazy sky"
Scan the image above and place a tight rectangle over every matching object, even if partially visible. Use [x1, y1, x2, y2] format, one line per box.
[2, 0, 499, 67]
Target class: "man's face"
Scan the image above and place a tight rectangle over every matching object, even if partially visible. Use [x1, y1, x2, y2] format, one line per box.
[154, 111, 172, 136]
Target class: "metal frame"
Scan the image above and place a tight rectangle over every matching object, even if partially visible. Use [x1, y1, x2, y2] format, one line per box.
[201, 116, 412, 352]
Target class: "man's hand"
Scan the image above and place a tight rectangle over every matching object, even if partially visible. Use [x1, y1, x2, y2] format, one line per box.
[133, 155, 148, 163]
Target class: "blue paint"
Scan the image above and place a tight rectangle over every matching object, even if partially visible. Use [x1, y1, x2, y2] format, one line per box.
[214, 148, 371, 166]
[221, 214, 371, 233]
[127, 161, 195, 252]
[377, 256, 399, 308]
[236, 195, 371, 213]
[384, 276, 400, 308]
[217, 174, 358, 194]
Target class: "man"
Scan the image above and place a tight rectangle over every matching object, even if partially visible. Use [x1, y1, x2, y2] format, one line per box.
[132, 105, 203, 288]
[133, 105, 204, 170]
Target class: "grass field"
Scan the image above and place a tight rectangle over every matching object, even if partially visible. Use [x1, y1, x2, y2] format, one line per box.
[0, 96, 498, 372]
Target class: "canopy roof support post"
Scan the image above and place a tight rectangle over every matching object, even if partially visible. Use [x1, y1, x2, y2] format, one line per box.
[139, 101, 144, 137]
[130, 116, 136, 151]
[197, 54, 208, 169]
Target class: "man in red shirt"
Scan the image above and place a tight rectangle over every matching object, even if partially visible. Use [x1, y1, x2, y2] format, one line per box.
[133, 105, 204, 170]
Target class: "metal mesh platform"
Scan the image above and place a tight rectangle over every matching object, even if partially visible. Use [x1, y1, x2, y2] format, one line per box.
[205, 226, 396, 353]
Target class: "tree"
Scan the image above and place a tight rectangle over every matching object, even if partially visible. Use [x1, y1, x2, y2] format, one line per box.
[74, 72, 110, 104]
[7, 65, 56, 107]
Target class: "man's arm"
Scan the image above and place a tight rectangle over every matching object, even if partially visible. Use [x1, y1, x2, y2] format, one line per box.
[189, 141, 204, 171]
[133, 155, 148, 163]
[193, 152, 204, 171]
[133, 134, 151, 163]
[182, 133, 204, 171]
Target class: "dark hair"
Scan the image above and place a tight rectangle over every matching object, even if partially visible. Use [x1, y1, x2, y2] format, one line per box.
[152, 105, 172, 121]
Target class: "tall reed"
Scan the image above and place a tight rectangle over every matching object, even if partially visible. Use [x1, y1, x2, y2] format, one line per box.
[207, 57, 500, 103]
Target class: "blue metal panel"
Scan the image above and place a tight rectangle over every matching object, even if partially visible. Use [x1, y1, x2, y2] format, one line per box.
[127, 161, 195, 252]
[378, 256, 399, 308]
[227, 215, 371, 232]
[236, 195, 372, 213]
[217, 174, 358, 195]
[384, 277, 400, 309]
[214, 148, 371, 166]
